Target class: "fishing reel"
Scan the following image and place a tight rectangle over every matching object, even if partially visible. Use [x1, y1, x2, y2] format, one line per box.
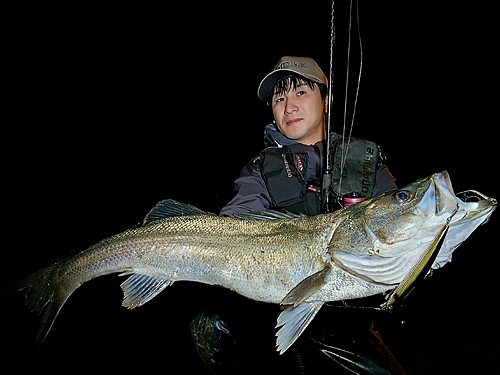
[322, 191, 366, 213]
[342, 191, 366, 207]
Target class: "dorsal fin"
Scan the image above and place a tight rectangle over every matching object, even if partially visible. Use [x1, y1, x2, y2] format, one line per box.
[234, 210, 304, 221]
[142, 199, 210, 225]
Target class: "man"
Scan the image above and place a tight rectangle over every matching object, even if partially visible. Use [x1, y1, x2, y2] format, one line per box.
[190, 56, 406, 374]
[220, 56, 396, 217]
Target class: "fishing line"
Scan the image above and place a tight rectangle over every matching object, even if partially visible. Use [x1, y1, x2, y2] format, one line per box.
[337, 0, 363, 199]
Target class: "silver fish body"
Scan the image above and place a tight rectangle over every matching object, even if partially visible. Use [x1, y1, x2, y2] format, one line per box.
[4, 170, 496, 354]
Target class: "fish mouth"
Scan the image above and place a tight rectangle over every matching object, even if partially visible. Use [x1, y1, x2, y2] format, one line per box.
[454, 190, 497, 226]
[437, 171, 456, 207]
[432, 188, 497, 269]
[414, 171, 457, 221]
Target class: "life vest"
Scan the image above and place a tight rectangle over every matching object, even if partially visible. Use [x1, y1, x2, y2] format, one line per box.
[260, 137, 382, 215]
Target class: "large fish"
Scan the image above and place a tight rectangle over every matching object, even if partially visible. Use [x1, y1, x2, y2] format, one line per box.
[3, 171, 496, 354]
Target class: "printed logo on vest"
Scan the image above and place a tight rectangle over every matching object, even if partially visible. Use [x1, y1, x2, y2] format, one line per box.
[281, 154, 293, 178]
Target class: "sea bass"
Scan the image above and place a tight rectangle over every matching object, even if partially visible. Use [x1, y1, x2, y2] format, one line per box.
[3, 171, 496, 354]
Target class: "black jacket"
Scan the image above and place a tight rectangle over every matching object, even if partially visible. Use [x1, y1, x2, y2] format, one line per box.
[220, 123, 397, 216]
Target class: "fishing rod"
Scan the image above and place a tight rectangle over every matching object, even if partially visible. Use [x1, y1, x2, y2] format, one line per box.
[322, 0, 363, 213]
[321, 0, 336, 213]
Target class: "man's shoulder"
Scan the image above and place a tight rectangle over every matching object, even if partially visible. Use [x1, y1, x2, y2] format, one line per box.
[239, 155, 261, 174]
[333, 134, 378, 144]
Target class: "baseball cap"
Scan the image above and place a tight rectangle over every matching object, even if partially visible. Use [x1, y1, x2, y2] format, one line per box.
[257, 56, 328, 102]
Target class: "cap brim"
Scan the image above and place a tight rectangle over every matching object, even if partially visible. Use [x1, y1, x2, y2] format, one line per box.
[257, 69, 324, 102]
[257, 70, 298, 102]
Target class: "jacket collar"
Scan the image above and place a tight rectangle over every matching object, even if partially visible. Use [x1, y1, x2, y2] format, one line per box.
[263, 123, 339, 148]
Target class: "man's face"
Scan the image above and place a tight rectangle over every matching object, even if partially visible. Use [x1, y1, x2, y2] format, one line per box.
[271, 79, 327, 145]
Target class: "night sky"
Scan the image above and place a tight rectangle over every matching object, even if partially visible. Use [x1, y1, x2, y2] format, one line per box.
[3, 2, 498, 374]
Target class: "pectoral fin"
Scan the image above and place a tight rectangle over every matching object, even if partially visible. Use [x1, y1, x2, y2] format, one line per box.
[275, 265, 330, 353]
[275, 301, 324, 354]
[280, 264, 331, 306]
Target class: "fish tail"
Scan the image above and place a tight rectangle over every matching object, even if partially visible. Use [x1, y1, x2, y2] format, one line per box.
[3, 263, 76, 344]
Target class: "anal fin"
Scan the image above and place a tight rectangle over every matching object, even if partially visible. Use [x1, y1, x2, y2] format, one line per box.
[119, 273, 173, 309]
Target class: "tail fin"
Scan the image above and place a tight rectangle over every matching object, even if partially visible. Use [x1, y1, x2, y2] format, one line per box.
[3, 263, 76, 344]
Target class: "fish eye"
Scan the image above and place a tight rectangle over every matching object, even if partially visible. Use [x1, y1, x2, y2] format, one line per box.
[393, 190, 411, 203]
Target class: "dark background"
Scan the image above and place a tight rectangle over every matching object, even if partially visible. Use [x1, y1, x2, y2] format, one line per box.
[2, 2, 498, 374]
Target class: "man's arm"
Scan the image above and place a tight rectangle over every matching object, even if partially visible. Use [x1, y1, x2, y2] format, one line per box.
[373, 165, 398, 197]
[220, 159, 272, 216]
